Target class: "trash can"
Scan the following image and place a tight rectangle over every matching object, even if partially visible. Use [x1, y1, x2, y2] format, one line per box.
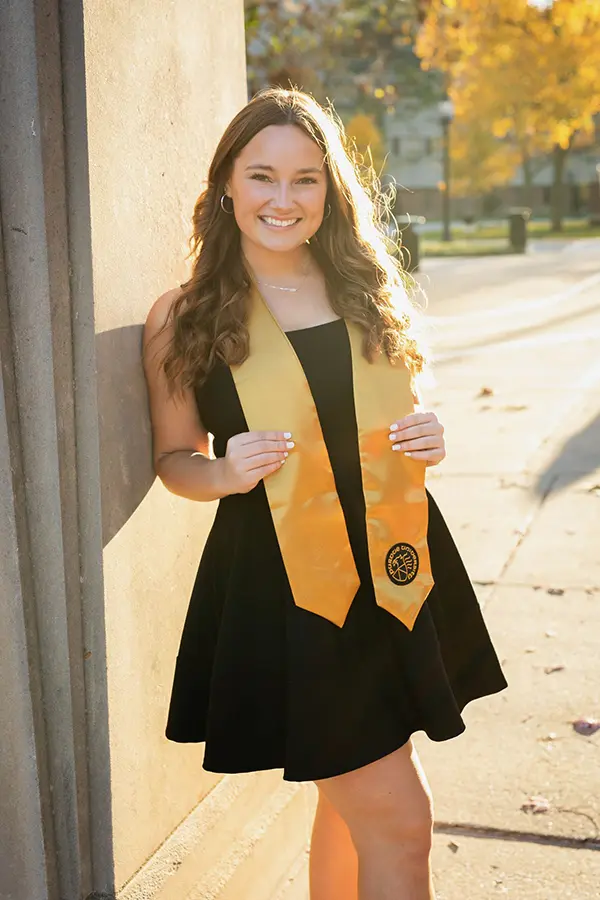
[508, 207, 531, 253]
[389, 215, 426, 273]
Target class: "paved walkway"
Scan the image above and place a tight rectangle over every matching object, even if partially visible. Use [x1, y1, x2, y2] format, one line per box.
[281, 241, 600, 899]
[414, 241, 600, 899]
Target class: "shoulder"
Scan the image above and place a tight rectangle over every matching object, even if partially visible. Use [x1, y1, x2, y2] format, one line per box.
[144, 286, 184, 335]
[142, 287, 186, 371]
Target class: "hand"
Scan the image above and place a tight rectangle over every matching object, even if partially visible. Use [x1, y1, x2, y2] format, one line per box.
[388, 411, 445, 466]
[222, 430, 294, 494]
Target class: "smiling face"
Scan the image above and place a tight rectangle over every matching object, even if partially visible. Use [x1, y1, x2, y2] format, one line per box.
[225, 124, 329, 255]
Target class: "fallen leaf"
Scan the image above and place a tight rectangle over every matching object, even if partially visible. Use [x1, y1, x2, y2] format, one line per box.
[572, 717, 600, 736]
[586, 484, 600, 497]
[448, 841, 459, 853]
[524, 647, 537, 653]
[477, 386, 494, 397]
[544, 664, 565, 674]
[547, 588, 565, 596]
[521, 795, 550, 814]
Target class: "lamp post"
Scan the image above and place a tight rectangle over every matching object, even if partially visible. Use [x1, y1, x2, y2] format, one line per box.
[438, 98, 454, 242]
[590, 163, 600, 228]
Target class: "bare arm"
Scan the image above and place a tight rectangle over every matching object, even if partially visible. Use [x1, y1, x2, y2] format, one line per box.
[142, 289, 228, 501]
[142, 289, 291, 501]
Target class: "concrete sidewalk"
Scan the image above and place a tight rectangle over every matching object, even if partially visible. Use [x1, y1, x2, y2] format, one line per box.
[413, 250, 600, 898]
[279, 247, 600, 899]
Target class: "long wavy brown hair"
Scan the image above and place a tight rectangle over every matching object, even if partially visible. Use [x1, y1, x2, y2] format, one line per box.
[155, 87, 426, 395]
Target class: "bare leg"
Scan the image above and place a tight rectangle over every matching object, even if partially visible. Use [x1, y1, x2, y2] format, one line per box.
[309, 786, 359, 900]
[314, 738, 436, 900]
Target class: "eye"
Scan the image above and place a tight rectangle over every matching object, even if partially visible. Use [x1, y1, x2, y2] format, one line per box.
[249, 173, 318, 184]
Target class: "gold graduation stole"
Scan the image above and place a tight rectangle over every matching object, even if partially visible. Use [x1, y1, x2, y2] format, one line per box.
[230, 283, 434, 631]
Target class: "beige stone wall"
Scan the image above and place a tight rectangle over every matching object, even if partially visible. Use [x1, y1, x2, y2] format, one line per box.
[83, 0, 243, 879]
[85, 0, 316, 895]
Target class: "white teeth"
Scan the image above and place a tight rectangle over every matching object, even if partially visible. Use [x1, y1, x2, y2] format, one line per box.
[261, 216, 299, 228]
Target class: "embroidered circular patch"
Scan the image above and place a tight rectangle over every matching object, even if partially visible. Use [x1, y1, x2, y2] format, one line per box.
[385, 543, 419, 586]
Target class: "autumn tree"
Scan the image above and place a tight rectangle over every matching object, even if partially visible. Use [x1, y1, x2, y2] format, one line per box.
[244, 1, 331, 99]
[415, 0, 600, 229]
[450, 116, 522, 201]
[244, 1, 437, 119]
[325, 0, 440, 109]
[344, 113, 387, 174]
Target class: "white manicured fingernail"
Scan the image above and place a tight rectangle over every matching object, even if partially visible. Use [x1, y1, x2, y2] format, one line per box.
[286, 441, 295, 449]
[284, 432, 292, 439]
[404, 451, 412, 457]
[389, 423, 398, 431]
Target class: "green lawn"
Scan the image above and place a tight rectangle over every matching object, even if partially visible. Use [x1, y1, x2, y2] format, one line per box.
[418, 217, 600, 257]
[420, 239, 513, 257]
[421, 218, 600, 243]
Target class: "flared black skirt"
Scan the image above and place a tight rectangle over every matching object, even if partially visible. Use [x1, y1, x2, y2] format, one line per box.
[164, 319, 508, 782]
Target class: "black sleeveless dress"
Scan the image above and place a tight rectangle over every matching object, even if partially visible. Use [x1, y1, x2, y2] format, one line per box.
[165, 318, 508, 782]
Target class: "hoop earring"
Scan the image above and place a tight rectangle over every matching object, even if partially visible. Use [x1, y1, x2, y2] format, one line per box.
[324, 202, 331, 219]
[220, 193, 234, 214]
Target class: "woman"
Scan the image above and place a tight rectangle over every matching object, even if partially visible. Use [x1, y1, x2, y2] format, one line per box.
[143, 87, 508, 900]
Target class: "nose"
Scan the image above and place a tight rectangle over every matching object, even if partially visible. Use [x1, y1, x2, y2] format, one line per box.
[271, 182, 295, 212]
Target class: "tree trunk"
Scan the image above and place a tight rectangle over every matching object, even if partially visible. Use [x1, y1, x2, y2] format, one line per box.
[550, 144, 569, 232]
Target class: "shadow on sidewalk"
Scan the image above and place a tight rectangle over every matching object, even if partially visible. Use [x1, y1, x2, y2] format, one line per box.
[534, 411, 600, 496]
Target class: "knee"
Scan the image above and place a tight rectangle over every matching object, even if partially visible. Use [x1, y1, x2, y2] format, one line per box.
[315, 741, 435, 857]
[371, 802, 432, 853]
[349, 789, 434, 857]
[354, 818, 433, 862]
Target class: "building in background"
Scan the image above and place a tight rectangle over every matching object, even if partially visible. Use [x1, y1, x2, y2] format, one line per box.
[385, 103, 600, 223]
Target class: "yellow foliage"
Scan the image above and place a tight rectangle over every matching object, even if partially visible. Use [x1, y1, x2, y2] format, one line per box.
[414, 0, 600, 194]
[451, 112, 522, 197]
[345, 113, 387, 175]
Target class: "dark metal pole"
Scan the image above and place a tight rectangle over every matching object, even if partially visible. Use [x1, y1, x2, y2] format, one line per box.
[442, 117, 451, 242]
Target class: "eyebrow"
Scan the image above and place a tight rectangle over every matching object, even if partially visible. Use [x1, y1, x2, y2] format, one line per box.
[245, 163, 323, 174]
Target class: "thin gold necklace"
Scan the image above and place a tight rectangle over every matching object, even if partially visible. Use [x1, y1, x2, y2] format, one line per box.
[251, 258, 312, 293]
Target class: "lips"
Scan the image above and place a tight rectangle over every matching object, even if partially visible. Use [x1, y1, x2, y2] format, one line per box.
[258, 216, 302, 229]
